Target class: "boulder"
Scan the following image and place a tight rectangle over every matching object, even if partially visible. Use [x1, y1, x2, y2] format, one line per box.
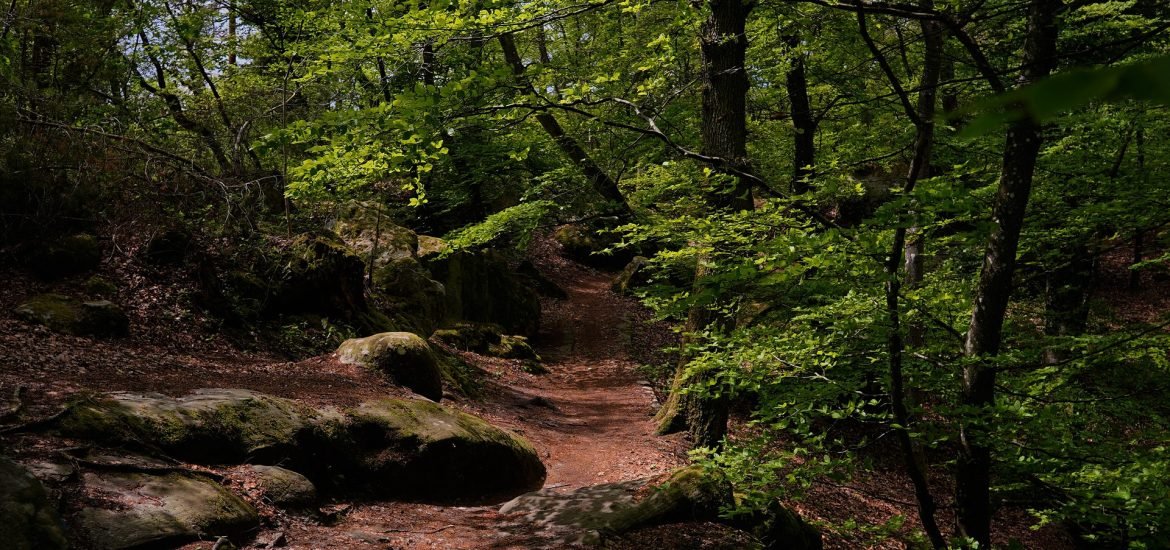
[83, 275, 118, 298]
[332, 202, 419, 267]
[248, 465, 317, 507]
[14, 293, 129, 337]
[424, 250, 541, 337]
[52, 389, 317, 464]
[50, 389, 546, 503]
[612, 256, 650, 294]
[270, 232, 369, 320]
[371, 257, 447, 336]
[29, 233, 100, 278]
[491, 335, 541, 361]
[76, 470, 257, 549]
[336, 332, 444, 401]
[553, 224, 633, 269]
[344, 398, 546, 501]
[499, 466, 732, 546]
[0, 457, 68, 550]
[432, 323, 504, 354]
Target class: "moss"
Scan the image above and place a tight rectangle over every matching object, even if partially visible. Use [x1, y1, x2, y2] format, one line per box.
[84, 275, 118, 298]
[14, 294, 81, 332]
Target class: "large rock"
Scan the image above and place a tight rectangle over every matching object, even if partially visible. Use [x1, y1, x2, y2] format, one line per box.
[52, 389, 317, 464]
[344, 398, 546, 501]
[248, 465, 317, 507]
[337, 332, 444, 401]
[0, 458, 68, 550]
[331, 203, 447, 335]
[500, 466, 731, 545]
[76, 470, 258, 549]
[553, 223, 633, 269]
[432, 323, 541, 361]
[50, 389, 544, 502]
[271, 232, 369, 319]
[424, 248, 541, 337]
[14, 293, 129, 337]
[29, 233, 101, 278]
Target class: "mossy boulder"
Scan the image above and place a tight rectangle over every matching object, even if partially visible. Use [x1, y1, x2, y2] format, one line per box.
[337, 332, 444, 401]
[344, 398, 545, 501]
[28, 233, 101, 278]
[553, 223, 633, 269]
[271, 232, 369, 320]
[491, 335, 541, 361]
[499, 466, 732, 545]
[14, 293, 129, 337]
[371, 257, 447, 336]
[432, 323, 504, 354]
[0, 457, 68, 550]
[75, 470, 258, 549]
[424, 250, 541, 337]
[83, 275, 118, 298]
[332, 202, 420, 266]
[52, 389, 317, 464]
[247, 465, 317, 508]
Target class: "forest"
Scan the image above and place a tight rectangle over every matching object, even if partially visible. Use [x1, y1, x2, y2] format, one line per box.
[1, 0, 1169, 548]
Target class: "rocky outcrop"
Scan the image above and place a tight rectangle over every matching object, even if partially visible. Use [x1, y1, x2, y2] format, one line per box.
[49, 389, 545, 502]
[337, 332, 444, 401]
[500, 466, 820, 549]
[29, 233, 101, 279]
[14, 293, 129, 337]
[432, 323, 542, 364]
[553, 223, 633, 269]
[344, 398, 546, 500]
[76, 470, 258, 549]
[424, 249, 541, 337]
[0, 458, 68, 550]
[500, 466, 731, 545]
[53, 389, 317, 464]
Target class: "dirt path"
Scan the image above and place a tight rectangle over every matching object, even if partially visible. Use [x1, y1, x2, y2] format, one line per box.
[285, 253, 688, 549]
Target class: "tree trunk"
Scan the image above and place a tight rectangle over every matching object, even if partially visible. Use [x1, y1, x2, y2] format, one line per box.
[957, 1, 1061, 545]
[784, 33, 816, 194]
[654, 0, 755, 450]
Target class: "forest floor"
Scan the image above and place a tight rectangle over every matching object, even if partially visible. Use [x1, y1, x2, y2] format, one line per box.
[7, 233, 1158, 548]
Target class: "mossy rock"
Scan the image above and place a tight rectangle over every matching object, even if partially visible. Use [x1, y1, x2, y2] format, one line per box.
[83, 275, 118, 298]
[247, 465, 317, 508]
[337, 333, 444, 401]
[75, 470, 257, 549]
[344, 398, 546, 501]
[332, 202, 420, 267]
[491, 335, 541, 361]
[371, 257, 447, 336]
[432, 323, 504, 354]
[553, 224, 633, 270]
[29, 233, 101, 279]
[416, 235, 449, 260]
[430, 342, 484, 398]
[424, 250, 541, 337]
[272, 232, 369, 320]
[0, 457, 68, 550]
[499, 466, 732, 545]
[14, 293, 129, 337]
[52, 389, 318, 464]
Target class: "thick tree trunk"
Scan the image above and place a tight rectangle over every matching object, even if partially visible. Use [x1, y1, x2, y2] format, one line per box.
[498, 33, 632, 217]
[957, 1, 1061, 545]
[655, 0, 755, 450]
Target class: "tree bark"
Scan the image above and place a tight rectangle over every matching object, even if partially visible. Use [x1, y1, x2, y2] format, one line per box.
[654, 0, 755, 450]
[958, 1, 1061, 545]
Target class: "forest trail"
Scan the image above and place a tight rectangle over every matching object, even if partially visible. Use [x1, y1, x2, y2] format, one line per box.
[285, 252, 688, 549]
